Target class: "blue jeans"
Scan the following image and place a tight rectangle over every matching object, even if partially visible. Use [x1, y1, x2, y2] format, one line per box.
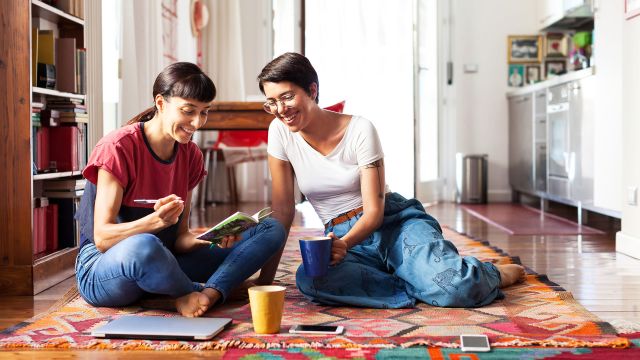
[296, 193, 503, 308]
[76, 218, 286, 307]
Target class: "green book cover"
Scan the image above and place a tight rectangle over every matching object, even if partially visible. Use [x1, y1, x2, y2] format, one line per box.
[196, 207, 273, 243]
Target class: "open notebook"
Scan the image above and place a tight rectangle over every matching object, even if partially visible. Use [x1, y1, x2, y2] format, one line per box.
[91, 315, 232, 340]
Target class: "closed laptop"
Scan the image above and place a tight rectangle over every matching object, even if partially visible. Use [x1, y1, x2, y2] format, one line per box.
[91, 315, 232, 340]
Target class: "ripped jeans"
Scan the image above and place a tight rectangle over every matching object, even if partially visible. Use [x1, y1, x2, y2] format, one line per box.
[296, 193, 503, 308]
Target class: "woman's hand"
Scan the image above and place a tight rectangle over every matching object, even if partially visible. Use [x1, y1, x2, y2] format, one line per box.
[328, 232, 348, 265]
[217, 234, 242, 249]
[174, 234, 211, 253]
[152, 194, 184, 229]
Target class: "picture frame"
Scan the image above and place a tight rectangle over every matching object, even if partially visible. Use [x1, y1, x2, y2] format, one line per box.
[544, 33, 567, 58]
[508, 64, 525, 87]
[545, 60, 566, 78]
[507, 35, 542, 63]
[626, 0, 640, 20]
[525, 65, 541, 84]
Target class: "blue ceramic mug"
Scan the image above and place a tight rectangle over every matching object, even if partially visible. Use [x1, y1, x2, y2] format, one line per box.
[299, 236, 332, 277]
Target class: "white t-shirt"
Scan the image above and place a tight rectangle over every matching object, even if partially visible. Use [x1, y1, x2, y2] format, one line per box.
[267, 116, 385, 224]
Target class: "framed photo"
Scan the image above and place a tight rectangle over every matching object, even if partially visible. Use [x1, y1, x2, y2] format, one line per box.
[525, 65, 541, 84]
[508, 64, 525, 87]
[626, 0, 640, 20]
[507, 35, 542, 63]
[544, 33, 567, 58]
[545, 60, 566, 78]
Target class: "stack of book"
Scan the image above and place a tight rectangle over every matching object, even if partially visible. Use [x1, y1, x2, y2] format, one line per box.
[31, 97, 89, 173]
[42, 178, 86, 198]
[46, 98, 88, 124]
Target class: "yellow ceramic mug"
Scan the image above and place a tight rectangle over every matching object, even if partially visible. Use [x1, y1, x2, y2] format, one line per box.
[248, 285, 286, 334]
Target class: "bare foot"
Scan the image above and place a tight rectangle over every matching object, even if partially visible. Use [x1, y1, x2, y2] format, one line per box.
[497, 264, 526, 288]
[175, 291, 212, 317]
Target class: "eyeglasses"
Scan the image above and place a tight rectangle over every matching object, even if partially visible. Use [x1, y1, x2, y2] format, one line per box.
[263, 93, 296, 114]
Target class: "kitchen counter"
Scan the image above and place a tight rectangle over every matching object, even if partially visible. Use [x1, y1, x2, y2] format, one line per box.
[506, 67, 595, 97]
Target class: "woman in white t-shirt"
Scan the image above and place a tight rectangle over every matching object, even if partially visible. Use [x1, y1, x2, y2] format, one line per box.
[259, 52, 525, 308]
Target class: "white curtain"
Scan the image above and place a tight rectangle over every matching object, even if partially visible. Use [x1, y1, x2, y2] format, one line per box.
[202, 0, 245, 100]
[120, 0, 198, 125]
[305, 0, 415, 198]
[120, 0, 164, 124]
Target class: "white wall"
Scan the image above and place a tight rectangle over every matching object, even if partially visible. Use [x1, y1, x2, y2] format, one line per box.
[445, 0, 539, 201]
[616, 11, 640, 257]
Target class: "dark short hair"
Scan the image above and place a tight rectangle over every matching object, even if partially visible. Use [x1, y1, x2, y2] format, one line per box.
[257, 52, 319, 104]
[128, 62, 216, 124]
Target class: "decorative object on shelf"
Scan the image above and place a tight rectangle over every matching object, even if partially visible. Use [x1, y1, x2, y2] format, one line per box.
[544, 33, 568, 58]
[626, 0, 640, 20]
[507, 35, 542, 63]
[508, 64, 525, 87]
[525, 64, 541, 84]
[545, 60, 566, 78]
[569, 32, 592, 71]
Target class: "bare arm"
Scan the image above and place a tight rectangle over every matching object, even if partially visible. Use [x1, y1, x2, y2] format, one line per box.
[330, 159, 386, 264]
[93, 169, 185, 252]
[255, 155, 296, 284]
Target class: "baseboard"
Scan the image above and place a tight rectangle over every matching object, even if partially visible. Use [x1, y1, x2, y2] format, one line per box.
[616, 231, 640, 259]
[488, 189, 512, 202]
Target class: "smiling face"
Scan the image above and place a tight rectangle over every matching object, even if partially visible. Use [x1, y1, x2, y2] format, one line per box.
[156, 95, 212, 143]
[262, 81, 317, 133]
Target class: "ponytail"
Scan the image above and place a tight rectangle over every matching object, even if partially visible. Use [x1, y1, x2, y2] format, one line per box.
[126, 106, 157, 125]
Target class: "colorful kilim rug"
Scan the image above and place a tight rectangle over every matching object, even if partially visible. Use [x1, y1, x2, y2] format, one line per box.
[0, 227, 629, 351]
[222, 334, 640, 359]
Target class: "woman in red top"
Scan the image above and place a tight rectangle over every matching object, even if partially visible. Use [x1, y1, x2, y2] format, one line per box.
[75, 62, 285, 317]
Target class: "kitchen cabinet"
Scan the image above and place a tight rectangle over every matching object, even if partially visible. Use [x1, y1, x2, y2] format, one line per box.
[537, 0, 564, 29]
[537, 0, 593, 30]
[508, 94, 534, 194]
[508, 69, 598, 216]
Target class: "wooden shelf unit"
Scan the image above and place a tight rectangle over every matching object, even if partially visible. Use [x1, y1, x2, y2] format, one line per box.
[0, 0, 87, 295]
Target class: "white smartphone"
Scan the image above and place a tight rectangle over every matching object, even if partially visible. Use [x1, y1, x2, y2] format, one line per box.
[460, 334, 491, 352]
[289, 325, 344, 335]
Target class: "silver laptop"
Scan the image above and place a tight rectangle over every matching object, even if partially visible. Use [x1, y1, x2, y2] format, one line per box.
[91, 315, 232, 340]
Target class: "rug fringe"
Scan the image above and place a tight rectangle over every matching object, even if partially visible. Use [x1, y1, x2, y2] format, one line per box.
[0, 337, 630, 351]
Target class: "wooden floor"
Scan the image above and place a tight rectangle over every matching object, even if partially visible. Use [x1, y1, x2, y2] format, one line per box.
[1, 201, 639, 358]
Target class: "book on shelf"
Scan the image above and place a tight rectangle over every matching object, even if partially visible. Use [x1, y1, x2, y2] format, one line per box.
[36, 30, 56, 89]
[31, 27, 38, 86]
[41, 109, 60, 127]
[56, 0, 84, 19]
[55, 38, 77, 93]
[42, 189, 84, 198]
[76, 48, 86, 94]
[43, 178, 86, 191]
[32, 198, 58, 254]
[35, 127, 50, 171]
[196, 207, 273, 243]
[48, 126, 79, 172]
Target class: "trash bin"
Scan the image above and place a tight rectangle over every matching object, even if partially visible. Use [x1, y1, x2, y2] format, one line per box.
[456, 153, 488, 203]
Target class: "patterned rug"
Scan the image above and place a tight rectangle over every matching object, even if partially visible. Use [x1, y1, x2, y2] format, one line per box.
[222, 334, 640, 359]
[0, 227, 629, 350]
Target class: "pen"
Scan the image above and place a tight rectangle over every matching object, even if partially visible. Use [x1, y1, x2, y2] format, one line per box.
[133, 199, 158, 204]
